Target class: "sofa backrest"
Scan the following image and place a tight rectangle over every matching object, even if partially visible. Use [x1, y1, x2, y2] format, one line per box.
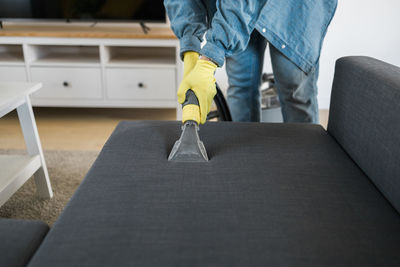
[328, 56, 400, 213]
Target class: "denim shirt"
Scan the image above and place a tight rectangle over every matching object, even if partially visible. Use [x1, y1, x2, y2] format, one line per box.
[164, 0, 337, 74]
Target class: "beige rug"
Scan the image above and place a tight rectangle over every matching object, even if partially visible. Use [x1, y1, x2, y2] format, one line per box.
[0, 150, 99, 226]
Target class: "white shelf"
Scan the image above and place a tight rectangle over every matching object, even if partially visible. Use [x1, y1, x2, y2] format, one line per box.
[28, 45, 101, 67]
[30, 53, 101, 67]
[0, 45, 25, 66]
[0, 154, 41, 206]
[106, 54, 175, 68]
[0, 52, 25, 65]
[105, 46, 176, 67]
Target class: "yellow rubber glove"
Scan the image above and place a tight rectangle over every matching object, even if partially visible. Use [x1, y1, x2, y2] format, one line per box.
[178, 59, 217, 124]
[183, 51, 199, 77]
[181, 52, 200, 124]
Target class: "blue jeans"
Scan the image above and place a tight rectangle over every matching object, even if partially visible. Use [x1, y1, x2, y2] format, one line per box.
[226, 31, 320, 123]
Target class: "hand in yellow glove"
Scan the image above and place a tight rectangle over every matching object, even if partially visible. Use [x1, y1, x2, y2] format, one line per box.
[178, 58, 217, 124]
[183, 51, 199, 78]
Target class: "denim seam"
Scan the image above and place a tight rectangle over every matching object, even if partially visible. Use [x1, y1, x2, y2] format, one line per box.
[249, 48, 257, 120]
[257, 24, 314, 74]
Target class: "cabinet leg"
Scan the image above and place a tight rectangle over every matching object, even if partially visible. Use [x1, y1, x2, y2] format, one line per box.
[17, 97, 53, 199]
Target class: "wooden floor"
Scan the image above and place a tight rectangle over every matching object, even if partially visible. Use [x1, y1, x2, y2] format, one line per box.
[0, 108, 176, 151]
[0, 108, 329, 151]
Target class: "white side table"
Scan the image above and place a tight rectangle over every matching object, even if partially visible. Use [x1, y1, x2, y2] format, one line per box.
[0, 82, 53, 207]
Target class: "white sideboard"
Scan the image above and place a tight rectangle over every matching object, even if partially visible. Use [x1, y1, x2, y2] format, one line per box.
[0, 25, 182, 114]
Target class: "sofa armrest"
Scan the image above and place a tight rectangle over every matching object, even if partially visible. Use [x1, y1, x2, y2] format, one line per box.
[328, 56, 400, 213]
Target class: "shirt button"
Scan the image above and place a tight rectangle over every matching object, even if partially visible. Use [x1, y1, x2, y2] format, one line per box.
[281, 44, 286, 49]
[262, 28, 266, 33]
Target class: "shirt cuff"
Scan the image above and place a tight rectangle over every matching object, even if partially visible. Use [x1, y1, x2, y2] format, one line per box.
[179, 35, 202, 60]
[200, 41, 226, 67]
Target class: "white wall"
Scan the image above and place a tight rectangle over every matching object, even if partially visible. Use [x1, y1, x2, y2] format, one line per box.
[216, 0, 400, 109]
[318, 0, 400, 109]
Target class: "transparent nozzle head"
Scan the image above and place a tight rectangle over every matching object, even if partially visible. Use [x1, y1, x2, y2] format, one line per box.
[168, 121, 209, 162]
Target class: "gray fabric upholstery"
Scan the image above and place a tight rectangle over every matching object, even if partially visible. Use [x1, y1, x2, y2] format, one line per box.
[0, 219, 48, 267]
[29, 121, 400, 266]
[328, 56, 400, 213]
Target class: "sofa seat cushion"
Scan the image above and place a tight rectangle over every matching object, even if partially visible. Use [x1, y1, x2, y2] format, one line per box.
[29, 121, 400, 266]
[0, 219, 49, 267]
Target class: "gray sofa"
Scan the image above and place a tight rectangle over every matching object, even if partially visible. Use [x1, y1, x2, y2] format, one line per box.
[0, 219, 48, 267]
[2, 56, 400, 266]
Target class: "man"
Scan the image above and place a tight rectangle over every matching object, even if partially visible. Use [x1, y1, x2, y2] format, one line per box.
[164, 0, 337, 124]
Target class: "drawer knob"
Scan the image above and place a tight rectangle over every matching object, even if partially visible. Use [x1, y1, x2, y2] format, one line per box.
[138, 82, 144, 88]
[63, 81, 69, 87]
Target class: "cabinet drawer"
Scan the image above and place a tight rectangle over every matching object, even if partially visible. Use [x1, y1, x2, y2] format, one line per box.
[31, 67, 102, 99]
[0, 66, 27, 82]
[106, 68, 175, 100]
